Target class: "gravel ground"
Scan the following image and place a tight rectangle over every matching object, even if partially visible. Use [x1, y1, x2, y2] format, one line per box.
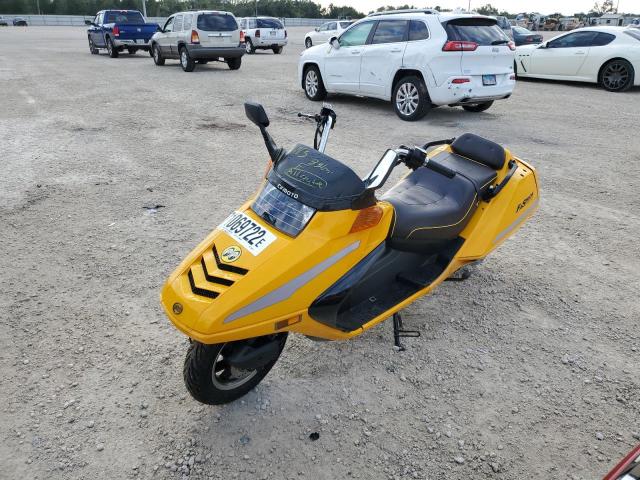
[1, 26, 639, 480]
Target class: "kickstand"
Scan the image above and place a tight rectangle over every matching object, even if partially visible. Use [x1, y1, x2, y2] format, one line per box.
[393, 312, 420, 351]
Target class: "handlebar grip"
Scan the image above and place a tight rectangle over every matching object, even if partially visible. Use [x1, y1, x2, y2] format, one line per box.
[426, 159, 456, 178]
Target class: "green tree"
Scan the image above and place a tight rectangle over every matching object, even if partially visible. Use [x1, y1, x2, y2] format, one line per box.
[476, 3, 498, 15]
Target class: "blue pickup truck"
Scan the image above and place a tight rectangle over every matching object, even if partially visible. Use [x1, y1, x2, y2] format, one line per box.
[86, 10, 159, 58]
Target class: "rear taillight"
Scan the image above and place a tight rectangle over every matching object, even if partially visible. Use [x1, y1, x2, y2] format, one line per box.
[442, 40, 478, 51]
[510, 74, 516, 80]
[240, 30, 245, 43]
[113, 25, 120, 37]
[508, 41, 516, 51]
[191, 30, 200, 44]
[284, 30, 287, 38]
[255, 29, 260, 38]
[452, 78, 470, 84]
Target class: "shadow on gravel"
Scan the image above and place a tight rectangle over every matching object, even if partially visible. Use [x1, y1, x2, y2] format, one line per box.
[516, 76, 640, 93]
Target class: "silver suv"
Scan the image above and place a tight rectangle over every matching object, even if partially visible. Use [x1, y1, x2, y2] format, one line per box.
[151, 10, 244, 72]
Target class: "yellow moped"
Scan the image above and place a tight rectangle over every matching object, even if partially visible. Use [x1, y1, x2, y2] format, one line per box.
[161, 102, 539, 404]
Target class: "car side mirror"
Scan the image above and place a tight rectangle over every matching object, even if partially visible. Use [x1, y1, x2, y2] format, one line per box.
[157, 25, 162, 32]
[539, 42, 548, 48]
[244, 102, 270, 128]
[330, 37, 340, 49]
[314, 27, 319, 32]
[85, 20, 92, 26]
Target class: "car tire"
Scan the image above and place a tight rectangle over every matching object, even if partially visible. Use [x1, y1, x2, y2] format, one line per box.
[152, 44, 164, 66]
[599, 59, 634, 92]
[227, 57, 241, 70]
[88, 36, 99, 55]
[303, 65, 327, 101]
[106, 37, 118, 58]
[305, 37, 312, 48]
[272, 46, 283, 54]
[462, 101, 494, 113]
[245, 38, 255, 54]
[392, 75, 430, 121]
[179, 45, 195, 72]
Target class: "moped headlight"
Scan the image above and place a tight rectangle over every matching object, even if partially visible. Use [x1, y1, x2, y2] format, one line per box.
[251, 183, 315, 237]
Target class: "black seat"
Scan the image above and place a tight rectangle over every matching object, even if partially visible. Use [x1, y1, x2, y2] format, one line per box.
[383, 134, 505, 252]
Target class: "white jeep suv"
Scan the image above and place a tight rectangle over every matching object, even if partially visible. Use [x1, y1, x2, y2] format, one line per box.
[298, 10, 516, 121]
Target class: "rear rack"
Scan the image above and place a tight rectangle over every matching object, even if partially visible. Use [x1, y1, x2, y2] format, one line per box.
[367, 8, 439, 17]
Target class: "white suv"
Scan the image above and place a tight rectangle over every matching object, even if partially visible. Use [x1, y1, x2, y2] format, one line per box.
[151, 10, 244, 72]
[298, 10, 516, 121]
[304, 20, 353, 48]
[238, 17, 287, 54]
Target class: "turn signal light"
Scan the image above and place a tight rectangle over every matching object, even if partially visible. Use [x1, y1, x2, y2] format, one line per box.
[274, 315, 301, 331]
[442, 40, 478, 51]
[350, 206, 383, 233]
[263, 159, 273, 178]
[113, 25, 120, 37]
[191, 30, 200, 44]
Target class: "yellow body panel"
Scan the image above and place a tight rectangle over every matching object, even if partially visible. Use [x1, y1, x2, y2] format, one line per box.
[161, 148, 539, 344]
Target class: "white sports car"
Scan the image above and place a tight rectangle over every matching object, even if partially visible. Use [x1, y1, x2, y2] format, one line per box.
[515, 26, 640, 91]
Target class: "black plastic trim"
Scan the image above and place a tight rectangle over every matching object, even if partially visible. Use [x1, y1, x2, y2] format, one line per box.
[188, 269, 219, 299]
[201, 258, 234, 286]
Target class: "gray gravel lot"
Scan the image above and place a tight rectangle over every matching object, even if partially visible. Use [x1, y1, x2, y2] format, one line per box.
[1, 26, 639, 480]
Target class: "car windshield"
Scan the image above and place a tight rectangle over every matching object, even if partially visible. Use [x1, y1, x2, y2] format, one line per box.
[251, 183, 315, 237]
[257, 18, 283, 29]
[445, 18, 509, 45]
[104, 11, 144, 24]
[197, 13, 237, 31]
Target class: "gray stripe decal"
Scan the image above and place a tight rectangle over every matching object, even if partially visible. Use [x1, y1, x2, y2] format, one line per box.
[224, 241, 361, 323]
[493, 198, 539, 244]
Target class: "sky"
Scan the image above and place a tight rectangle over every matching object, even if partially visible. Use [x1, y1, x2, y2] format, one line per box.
[319, 1, 639, 15]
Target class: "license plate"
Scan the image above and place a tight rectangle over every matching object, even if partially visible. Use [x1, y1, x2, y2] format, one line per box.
[482, 75, 497, 86]
[135, 39, 142, 44]
[270, 30, 276, 36]
[219, 211, 276, 256]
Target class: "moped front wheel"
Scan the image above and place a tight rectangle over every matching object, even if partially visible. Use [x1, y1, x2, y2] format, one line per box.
[183, 333, 287, 405]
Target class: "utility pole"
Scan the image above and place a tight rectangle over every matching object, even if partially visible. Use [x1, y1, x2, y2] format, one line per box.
[141, 0, 147, 18]
[36, 0, 41, 15]
[255, 0, 258, 17]
[468, 0, 471, 12]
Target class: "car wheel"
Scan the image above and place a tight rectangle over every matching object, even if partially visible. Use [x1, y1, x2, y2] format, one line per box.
[392, 75, 430, 121]
[106, 37, 118, 58]
[245, 39, 255, 54]
[272, 46, 283, 54]
[303, 65, 327, 101]
[599, 59, 634, 92]
[462, 101, 494, 113]
[88, 37, 99, 54]
[152, 44, 165, 66]
[179, 46, 195, 72]
[305, 37, 312, 48]
[227, 57, 241, 70]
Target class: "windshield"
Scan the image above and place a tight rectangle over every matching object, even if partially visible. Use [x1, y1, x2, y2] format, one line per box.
[252, 183, 315, 237]
[104, 11, 144, 24]
[257, 18, 283, 29]
[445, 18, 509, 45]
[197, 13, 237, 31]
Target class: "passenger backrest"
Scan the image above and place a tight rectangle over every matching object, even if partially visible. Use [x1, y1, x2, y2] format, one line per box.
[451, 133, 506, 170]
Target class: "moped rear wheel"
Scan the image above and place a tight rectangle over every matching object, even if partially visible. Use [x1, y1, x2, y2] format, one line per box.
[183, 334, 287, 405]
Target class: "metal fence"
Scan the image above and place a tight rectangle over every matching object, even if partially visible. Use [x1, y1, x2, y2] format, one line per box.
[0, 14, 337, 27]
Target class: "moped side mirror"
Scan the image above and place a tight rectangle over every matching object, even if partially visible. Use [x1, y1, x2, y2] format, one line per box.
[244, 102, 270, 128]
[330, 37, 340, 49]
